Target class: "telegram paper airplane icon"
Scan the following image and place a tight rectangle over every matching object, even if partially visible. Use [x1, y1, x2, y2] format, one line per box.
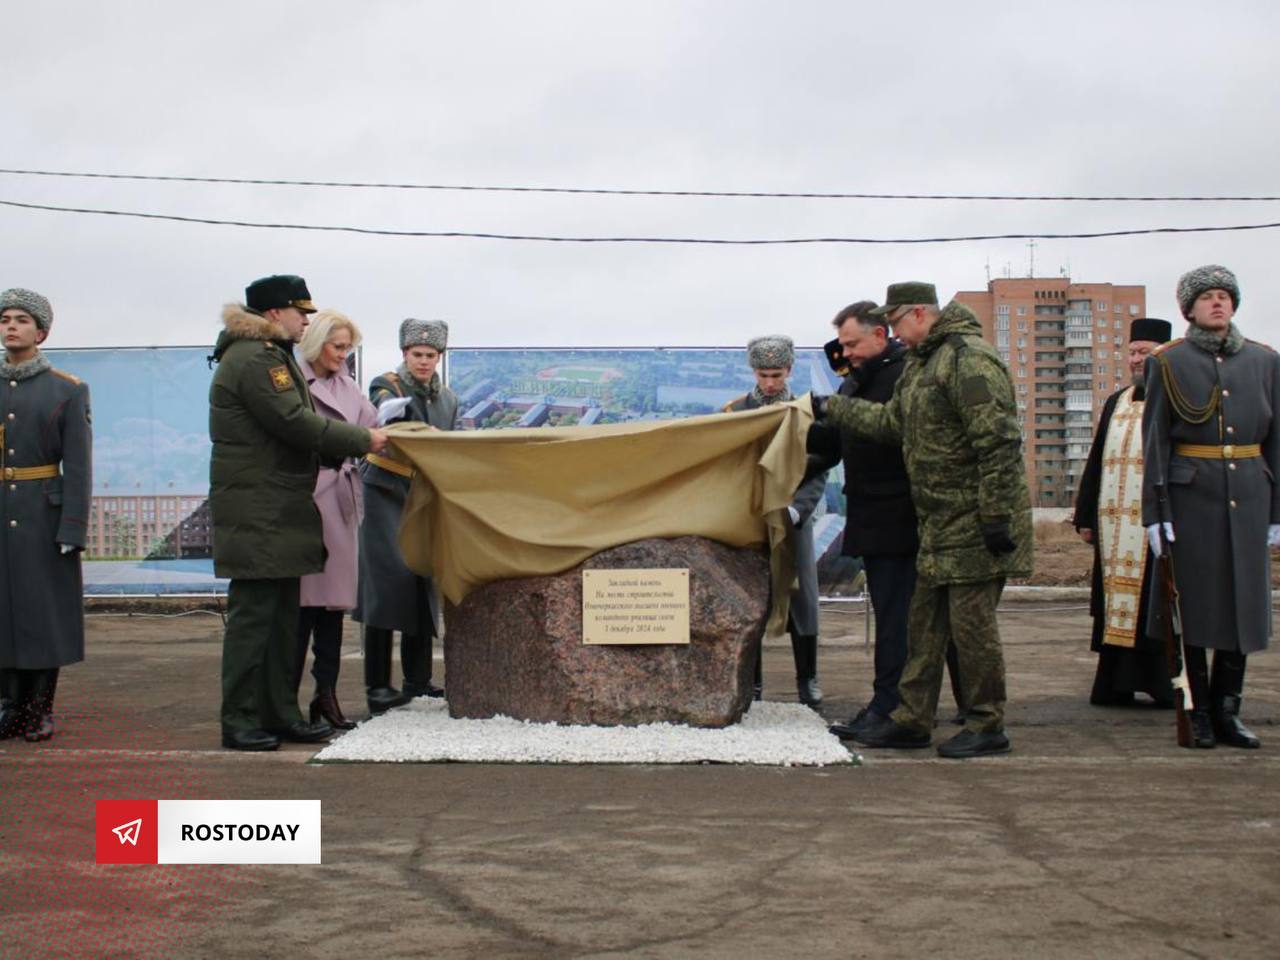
[112, 818, 143, 846]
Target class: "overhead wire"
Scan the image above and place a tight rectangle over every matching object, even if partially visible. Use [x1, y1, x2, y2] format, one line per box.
[1, 167, 1278, 202]
[3, 197, 1280, 245]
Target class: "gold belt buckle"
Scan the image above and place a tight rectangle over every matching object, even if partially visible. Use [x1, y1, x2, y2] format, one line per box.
[2, 467, 12, 480]
[1223, 444, 1234, 459]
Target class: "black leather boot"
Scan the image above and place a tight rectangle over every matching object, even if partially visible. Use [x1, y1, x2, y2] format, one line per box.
[791, 634, 822, 707]
[310, 686, 357, 731]
[1187, 710, 1216, 749]
[1212, 695, 1261, 749]
[364, 628, 411, 714]
[24, 669, 58, 743]
[0, 669, 28, 740]
[401, 633, 444, 698]
[752, 641, 763, 701]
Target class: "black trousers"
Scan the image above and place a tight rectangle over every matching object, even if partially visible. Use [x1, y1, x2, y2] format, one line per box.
[221, 578, 303, 736]
[863, 553, 917, 718]
[295, 607, 345, 692]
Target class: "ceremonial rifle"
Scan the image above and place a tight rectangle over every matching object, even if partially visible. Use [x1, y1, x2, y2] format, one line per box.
[1155, 489, 1192, 748]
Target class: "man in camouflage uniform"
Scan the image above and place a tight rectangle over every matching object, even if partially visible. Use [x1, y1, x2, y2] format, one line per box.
[813, 281, 1032, 758]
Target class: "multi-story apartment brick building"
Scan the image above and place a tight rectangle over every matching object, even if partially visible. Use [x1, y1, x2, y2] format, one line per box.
[955, 277, 1146, 508]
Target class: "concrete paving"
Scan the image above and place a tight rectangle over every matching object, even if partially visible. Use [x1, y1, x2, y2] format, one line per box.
[2, 600, 1278, 959]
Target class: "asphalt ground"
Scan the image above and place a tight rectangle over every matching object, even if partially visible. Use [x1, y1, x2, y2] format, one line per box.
[2, 597, 1278, 959]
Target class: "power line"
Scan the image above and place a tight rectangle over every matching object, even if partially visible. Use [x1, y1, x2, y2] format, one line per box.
[1, 167, 1277, 202]
[5, 197, 1280, 244]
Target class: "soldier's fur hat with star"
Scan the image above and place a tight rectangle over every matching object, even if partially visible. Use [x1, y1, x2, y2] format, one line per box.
[747, 335, 794, 370]
[0, 288, 53, 331]
[1176, 264, 1239, 319]
[399, 318, 449, 352]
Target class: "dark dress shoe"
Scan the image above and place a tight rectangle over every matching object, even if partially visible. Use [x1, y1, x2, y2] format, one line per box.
[269, 720, 333, 743]
[24, 712, 55, 742]
[828, 708, 884, 740]
[752, 684, 763, 702]
[1212, 696, 1260, 749]
[367, 687, 412, 714]
[222, 728, 282, 751]
[937, 728, 1011, 759]
[1188, 710, 1217, 749]
[402, 680, 445, 699]
[852, 716, 931, 749]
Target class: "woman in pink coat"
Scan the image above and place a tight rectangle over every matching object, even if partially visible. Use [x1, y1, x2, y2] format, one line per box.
[293, 310, 377, 729]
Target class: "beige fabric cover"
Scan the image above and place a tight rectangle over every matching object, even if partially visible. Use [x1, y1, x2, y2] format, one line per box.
[386, 399, 813, 634]
[1097, 386, 1148, 648]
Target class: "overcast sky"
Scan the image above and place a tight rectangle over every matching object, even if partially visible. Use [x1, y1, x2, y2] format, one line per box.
[5, 0, 1278, 378]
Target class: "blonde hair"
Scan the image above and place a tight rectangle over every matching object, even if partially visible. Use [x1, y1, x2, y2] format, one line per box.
[299, 309, 363, 363]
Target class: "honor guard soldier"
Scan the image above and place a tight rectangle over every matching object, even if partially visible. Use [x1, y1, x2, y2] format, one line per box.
[1142, 265, 1279, 749]
[208, 275, 388, 751]
[354, 318, 459, 714]
[0, 289, 92, 742]
[813, 282, 1033, 758]
[724, 334, 826, 707]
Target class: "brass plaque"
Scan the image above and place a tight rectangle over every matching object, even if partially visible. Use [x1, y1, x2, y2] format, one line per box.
[582, 569, 691, 645]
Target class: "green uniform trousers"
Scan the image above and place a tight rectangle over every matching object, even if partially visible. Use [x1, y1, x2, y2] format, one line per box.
[221, 578, 305, 735]
[891, 576, 1007, 735]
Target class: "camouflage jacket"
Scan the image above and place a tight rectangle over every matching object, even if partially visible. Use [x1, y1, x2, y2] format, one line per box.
[825, 300, 1032, 584]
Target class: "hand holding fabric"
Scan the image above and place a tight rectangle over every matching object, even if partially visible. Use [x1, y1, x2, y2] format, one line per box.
[376, 396, 412, 426]
[787, 506, 800, 527]
[1146, 521, 1175, 557]
[810, 394, 829, 421]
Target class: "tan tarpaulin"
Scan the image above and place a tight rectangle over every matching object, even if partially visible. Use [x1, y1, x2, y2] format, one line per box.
[386, 398, 813, 635]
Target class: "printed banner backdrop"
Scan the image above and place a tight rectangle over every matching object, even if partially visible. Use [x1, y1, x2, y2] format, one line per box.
[45, 346, 224, 595]
[43, 345, 850, 595]
[446, 347, 849, 578]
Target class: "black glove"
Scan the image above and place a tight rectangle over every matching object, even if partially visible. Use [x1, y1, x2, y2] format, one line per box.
[810, 393, 829, 420]
[980, 522, 1017, 556]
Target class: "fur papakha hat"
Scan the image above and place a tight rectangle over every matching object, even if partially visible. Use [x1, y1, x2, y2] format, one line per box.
[399, 318, 448, 351]
[1176, 264, 1239, 319]
[747, 335, 795, 370]
[0, 288, 53, 331]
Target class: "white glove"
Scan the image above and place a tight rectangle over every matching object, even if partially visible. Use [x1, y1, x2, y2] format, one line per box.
[376, 396, 412, 427]
[59, 543, 77, 555]
[1269, 524, 1280, 548]
[787, 506, 800, 526]
[1146, 522, 1175, 557]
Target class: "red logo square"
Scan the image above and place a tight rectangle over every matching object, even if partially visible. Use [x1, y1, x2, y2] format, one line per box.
[95, 800, 158, 864]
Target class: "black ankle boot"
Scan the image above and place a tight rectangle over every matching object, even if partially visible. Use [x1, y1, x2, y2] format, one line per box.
[23, 669, 58, 743]
[310, 687, 357, 731]
[0, 669, 27, 740]
[790, 634, 822, 707]
[1187, 709, 1216, 749]
[1212, 695, 1261, 749]
[364, 628, 410, 714]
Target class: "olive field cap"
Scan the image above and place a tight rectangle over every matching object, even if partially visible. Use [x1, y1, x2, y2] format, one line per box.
[869, 281, 939, 316]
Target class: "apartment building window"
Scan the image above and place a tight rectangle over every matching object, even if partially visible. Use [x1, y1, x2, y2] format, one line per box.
[1016, 320, 1028, 331]
[1016, 337, 1026, 347]
[1098, 334, 1108, 343]
[1096, 350, 1107, 359]
[1017, 384, 1028, 395]
[996, 316, 1010, 331]
[997, 304, 1010, 315]
[1129, 304, 1139, 315]
[996, 331, 1009, 346]
[1017, 367, 1026, 378]
[1096, 364, 1107, 373]
[1114, 319, 1122, 329]
[1096, 301, 1108, 311]
[998, 349, 1010, 362]
[1114, 304, 1122, 314]
[1018, 353, 1027, 364]
[1097, 317, 1107, 328]
[1114, 350, 1122, 360]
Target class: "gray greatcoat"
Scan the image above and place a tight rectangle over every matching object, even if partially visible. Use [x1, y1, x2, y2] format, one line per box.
[1142, 328, 1280, 653]
[353, 370, 459, 634]
[725, 392, 826, 636]
[0, 353, 92, 669]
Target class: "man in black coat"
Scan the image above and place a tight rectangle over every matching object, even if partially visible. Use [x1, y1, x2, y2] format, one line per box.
[808, 302, 921, 738]
[1073, 317, 1174, 708]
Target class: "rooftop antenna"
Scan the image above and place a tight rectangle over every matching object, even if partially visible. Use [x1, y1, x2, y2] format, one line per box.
[1027, 239, 1037, 278]
[985, 257, 991, 284]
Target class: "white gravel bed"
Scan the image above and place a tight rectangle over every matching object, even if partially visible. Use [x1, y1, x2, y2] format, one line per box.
[313, 698, 856, 767]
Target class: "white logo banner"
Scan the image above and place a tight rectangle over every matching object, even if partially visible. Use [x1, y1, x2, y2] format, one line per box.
[156, 800, 321, 864]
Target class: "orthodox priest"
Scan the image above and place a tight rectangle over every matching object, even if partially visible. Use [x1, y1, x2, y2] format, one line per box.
[1073, 317, 1174, 707]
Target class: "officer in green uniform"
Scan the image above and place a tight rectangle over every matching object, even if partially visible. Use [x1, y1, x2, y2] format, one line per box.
[813, 281, 1032, 758]
[209, 275, 389, 751]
